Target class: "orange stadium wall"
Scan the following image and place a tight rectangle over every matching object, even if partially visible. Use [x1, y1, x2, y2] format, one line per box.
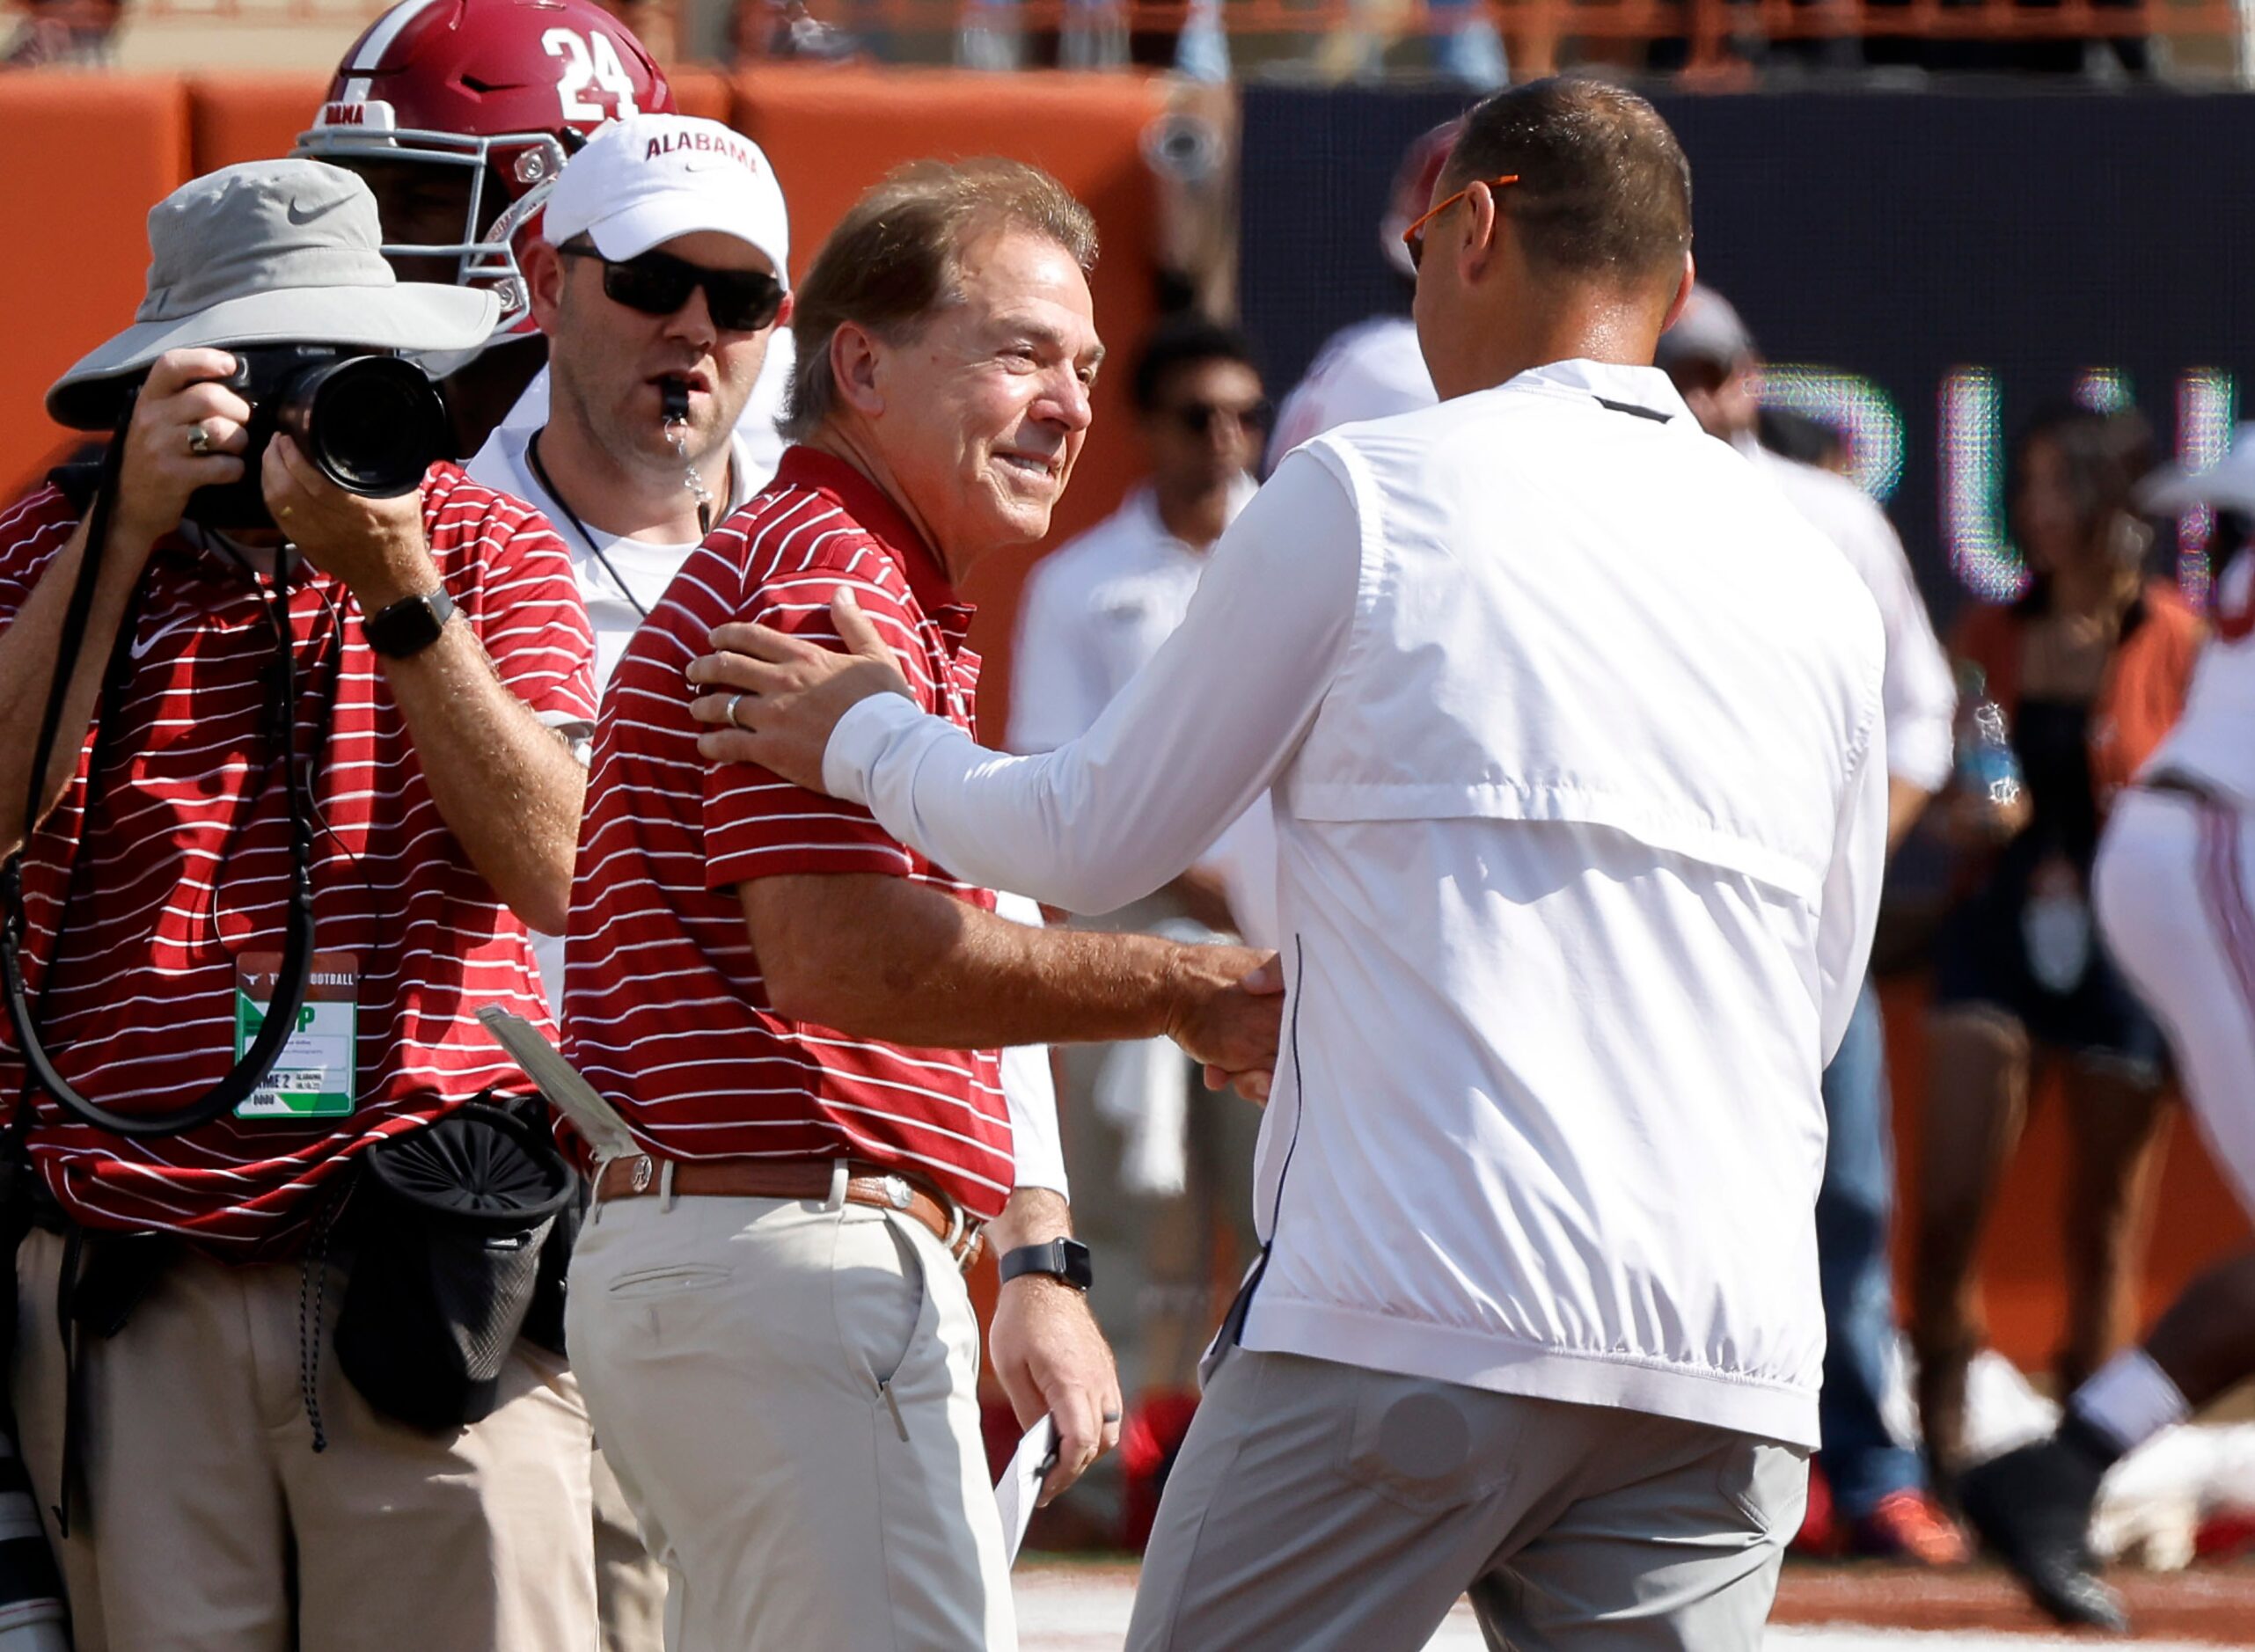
[0, 68, 2245, 1383]
[0, 75, 190, 496]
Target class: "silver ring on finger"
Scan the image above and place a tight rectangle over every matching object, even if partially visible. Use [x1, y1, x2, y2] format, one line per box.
[728, 692, 753, 732]
[187, 420, 213, 457]
[1102, 1410, 1123, 1423]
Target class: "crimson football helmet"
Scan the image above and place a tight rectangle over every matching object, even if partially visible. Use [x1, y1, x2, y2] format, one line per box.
[1378, 117, 1466, 281]
[297, 0, 675, 338]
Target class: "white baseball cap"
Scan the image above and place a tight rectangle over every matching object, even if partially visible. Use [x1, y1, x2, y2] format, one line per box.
[543, 114, 790, 289]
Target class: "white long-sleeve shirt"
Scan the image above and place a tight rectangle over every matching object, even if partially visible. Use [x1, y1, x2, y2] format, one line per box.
[1009, 482, 1250, 754]
[825, 360, 1886, 1446]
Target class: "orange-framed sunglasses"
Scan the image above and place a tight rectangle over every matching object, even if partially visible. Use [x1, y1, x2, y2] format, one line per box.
[1401, 174, 1521, 271]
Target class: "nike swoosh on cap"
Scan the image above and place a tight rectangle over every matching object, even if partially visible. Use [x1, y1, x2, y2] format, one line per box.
[285, 196, 347, 226]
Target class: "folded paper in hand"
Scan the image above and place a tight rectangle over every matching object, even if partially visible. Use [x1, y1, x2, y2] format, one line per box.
[993, 1414, 1058, 1566]
[475, 1007, 641, 1160]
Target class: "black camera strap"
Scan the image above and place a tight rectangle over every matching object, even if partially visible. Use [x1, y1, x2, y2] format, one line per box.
[0, 391, 321, 1138]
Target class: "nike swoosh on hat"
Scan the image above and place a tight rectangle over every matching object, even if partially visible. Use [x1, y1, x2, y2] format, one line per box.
[285, 196, 347, 226]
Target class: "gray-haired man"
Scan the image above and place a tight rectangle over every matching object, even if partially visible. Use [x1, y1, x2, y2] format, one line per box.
[564, 157, 1278, 1650]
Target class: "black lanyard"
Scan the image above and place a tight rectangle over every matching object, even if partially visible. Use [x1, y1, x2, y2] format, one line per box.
[525, 429, 654, 620]
[193, 534, 352, 950]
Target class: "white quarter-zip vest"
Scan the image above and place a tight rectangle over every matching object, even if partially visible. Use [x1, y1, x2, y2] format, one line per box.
[1236, 362, 1886, 1446]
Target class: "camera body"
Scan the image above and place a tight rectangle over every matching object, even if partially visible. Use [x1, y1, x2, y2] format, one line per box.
[184, 346, 450, 530]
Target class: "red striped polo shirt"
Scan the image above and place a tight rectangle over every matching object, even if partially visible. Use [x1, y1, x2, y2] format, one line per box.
[0, 464, 594, 1254]
[564, 446, 1014, 1219]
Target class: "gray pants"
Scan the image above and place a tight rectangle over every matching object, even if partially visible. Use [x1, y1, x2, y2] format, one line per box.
[1127, 1347, 1806, 1652]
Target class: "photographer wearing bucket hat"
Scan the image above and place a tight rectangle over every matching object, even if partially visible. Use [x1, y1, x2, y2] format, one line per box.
[0, 159, 599, 1650]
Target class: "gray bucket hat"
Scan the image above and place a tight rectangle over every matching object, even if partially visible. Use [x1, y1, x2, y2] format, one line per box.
[47, 158, 499, 431]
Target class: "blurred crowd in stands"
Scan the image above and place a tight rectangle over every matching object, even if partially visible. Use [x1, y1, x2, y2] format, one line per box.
[732, 0, 2179, 84]
[0, 0, 2200, 84]
[1, 0, 116, 67]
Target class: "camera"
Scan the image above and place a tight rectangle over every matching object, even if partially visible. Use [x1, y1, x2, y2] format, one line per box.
[185, 346, 450, 530]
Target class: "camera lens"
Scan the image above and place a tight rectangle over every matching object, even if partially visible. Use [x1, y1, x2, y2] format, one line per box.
[280, 356, 448, 498]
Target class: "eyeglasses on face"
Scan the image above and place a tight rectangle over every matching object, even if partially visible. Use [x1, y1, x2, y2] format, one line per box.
[1167, 398, 1272, 438]
[1401, 174, 1521, 271]
[558, 242, 786, 333]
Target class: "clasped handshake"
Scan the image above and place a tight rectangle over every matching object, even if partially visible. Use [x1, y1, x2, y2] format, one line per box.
[685, 588, 1286, 1100]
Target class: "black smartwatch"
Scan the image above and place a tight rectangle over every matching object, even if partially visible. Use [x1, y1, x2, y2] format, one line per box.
[364, 586, 456, 659]
[998, 1237, 1094, 1292]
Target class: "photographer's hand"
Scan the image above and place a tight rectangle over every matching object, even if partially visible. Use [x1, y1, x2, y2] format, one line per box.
[262, 433, 435, 610]
[114, 347, 254, 553]
[0, 347, 252, 854]
[262, 435, 586, 935]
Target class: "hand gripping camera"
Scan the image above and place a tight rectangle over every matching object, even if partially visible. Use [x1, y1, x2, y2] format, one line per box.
[186, 346, 450, 530]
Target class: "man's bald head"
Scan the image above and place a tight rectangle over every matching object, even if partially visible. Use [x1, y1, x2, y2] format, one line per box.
[1440, 77, 1692, 298]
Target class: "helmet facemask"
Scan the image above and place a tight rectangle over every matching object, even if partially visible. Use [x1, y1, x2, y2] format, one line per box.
[299, 106, 569, 342]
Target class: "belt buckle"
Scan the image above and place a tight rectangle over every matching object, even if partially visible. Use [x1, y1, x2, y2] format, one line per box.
[629, 1155, 655, 1195]
[878, 1174, 913, 1211]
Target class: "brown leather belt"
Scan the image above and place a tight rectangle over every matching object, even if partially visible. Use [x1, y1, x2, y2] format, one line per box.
[590, 1155, 984, 1268]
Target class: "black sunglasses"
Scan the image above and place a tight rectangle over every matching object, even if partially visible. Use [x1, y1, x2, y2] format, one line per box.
[1167, 398, 1271, 438]
[559, 243, 785, 333]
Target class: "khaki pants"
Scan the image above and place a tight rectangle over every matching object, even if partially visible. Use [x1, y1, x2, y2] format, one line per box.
[595, 1440, 667, 1652]
[11, 1227, 597, 1652]
[567, 1191, 1013, 1652]
[1129, 1346, 1805, 1652]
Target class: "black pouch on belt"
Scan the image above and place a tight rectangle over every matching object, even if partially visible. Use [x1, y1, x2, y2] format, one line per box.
[333, 1102, 575, 1432]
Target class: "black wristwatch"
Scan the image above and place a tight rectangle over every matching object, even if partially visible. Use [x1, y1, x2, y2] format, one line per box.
[998, 1237, 1094, 1292]
[364, 586, 457, 659]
